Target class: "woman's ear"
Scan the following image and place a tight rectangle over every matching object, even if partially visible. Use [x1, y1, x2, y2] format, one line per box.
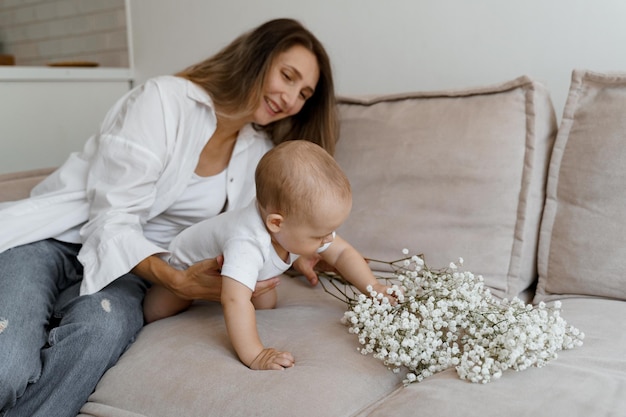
[265, 213, 284, 233]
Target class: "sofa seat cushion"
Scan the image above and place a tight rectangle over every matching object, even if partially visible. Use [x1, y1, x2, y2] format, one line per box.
[80, 276, 403, 417]
[356, 297, 626, 417]
[335, 76, 557, 299]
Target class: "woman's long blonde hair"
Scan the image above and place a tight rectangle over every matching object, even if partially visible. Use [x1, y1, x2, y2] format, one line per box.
[177, 18, 338, 154]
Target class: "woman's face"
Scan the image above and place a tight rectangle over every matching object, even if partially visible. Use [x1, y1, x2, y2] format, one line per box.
[253, 44, 320, 126]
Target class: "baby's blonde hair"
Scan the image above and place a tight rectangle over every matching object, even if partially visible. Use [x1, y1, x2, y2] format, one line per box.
[255, 140, 351, 221]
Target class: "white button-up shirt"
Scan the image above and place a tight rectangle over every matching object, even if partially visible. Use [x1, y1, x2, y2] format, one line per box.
[0, 75, 273, 295]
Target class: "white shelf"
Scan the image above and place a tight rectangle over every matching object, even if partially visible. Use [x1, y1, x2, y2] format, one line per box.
[0, 66, 133, 82]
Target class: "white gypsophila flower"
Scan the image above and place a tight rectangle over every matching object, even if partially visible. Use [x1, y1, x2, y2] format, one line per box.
[326, 251, 585, 386]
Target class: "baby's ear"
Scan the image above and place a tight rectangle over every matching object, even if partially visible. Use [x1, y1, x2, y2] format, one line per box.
[265, 213, 284, 233]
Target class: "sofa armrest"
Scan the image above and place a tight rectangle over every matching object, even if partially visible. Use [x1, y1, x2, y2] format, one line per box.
[0, 167, 55, 203]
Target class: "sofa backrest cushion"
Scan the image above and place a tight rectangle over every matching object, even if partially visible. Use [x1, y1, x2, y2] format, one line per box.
[335, 76, 557, 299]
[535, 69, 626, 303]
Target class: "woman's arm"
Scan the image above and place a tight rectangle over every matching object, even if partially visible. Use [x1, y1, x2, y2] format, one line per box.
[133, 255, 221, 300]
[77, 80, 184, 294]
[132, 254, 281, 301]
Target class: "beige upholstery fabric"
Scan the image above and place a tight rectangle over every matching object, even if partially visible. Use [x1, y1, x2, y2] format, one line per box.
[357, 297, 626, 417]
[80, 277, 403, 417]
[80, 286, 626, 417]
[2, 73, 624, 416]
[0, 167, 54, 202]
[335, 77, 557, 299]
[535, 70, 626, 303]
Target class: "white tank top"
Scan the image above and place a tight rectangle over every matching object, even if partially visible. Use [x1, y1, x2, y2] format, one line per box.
[143, 170, 227, 248]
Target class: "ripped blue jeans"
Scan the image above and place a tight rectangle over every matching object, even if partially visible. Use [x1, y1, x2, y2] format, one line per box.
[0, 239, 148, 417]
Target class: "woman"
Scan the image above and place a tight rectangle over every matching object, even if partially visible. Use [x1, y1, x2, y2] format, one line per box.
[0, 18, 337, 417]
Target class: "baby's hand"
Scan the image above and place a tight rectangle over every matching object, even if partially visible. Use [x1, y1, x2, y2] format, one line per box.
[249, 348, 295, 370]
[370, 282, 402, 305]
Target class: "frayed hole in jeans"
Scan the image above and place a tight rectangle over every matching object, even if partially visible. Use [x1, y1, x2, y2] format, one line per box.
[0, 317, 7, 334]
[101, 299, 112, 313]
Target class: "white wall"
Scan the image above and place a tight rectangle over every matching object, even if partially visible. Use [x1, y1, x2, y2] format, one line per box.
[128, 0, 626, 118]
[0, 68, 132, 174]
[2, 1, 624, 175]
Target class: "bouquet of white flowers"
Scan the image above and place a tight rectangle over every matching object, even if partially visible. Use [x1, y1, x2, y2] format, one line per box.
[319, 250, 584, 385]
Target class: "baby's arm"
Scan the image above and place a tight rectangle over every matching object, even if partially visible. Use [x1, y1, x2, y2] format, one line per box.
[251, 286, 277, 310]
[221, 277, 294, 370]
[320, 234, 393, 298]
[143, 284, 193, 323]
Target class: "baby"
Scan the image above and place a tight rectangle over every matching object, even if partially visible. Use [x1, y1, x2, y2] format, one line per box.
[143, 140, 394, 370]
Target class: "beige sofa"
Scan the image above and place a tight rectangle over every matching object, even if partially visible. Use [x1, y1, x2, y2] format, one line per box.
[1, 69, 625, 417]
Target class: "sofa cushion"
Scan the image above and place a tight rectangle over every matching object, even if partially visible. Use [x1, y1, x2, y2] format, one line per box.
[0, 167, 54, 202]
[80, 277, 403, 417]
[355, 297, 626, 417]
[335, 77, 556, 299]
[535, 70, 626, 303]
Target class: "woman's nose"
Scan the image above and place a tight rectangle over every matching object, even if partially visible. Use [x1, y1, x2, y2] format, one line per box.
[281, 88, 298, 112]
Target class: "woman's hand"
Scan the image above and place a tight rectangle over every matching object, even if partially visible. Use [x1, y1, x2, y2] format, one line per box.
[133, 255, 281, 302]
[292, 255, 320, 285]
[177, 257, 224, 301]
[292, 254, 339, 286]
